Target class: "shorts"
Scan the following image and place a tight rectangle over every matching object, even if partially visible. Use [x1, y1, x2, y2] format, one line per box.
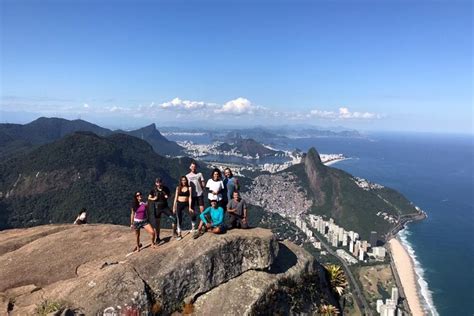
[191, 195, 204, 209]
[133, 219, 149, 230]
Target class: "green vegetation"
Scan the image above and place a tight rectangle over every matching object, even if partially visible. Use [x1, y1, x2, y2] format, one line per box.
[0, 132, 194, 229]
[286, 147, 419, 240]
[35, 300, 68, 316]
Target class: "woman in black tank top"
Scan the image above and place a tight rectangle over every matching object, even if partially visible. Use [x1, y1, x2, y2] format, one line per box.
[172, 176, 195, 240]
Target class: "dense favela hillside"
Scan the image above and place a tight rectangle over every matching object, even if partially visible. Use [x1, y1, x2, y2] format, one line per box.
[0, 117, 184, 158]
[0, 132, 191, 229]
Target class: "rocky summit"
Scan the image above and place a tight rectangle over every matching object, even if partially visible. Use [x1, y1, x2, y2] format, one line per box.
[0, 224, 333, 315]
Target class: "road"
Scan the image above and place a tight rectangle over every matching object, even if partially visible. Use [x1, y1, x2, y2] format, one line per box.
[317, 235, 373, 316]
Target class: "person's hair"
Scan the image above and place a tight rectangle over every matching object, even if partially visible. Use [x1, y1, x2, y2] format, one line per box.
[224, 168, 233, 178]
[133, 191, 142, 209]
[190, 161, 198, 169]
[179, 176, 189, 189]
[155, 177, 163, 184]
[211, 168, 221, 180]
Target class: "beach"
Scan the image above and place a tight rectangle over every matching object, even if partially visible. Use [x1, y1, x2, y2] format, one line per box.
[388, 238, 425, 316]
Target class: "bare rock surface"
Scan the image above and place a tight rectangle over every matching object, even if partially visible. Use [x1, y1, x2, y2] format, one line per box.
[192, 240, 317, 315]
[0, 224, 277, 315]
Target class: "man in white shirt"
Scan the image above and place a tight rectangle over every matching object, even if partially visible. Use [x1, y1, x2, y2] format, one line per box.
[186, 161, 205, 231]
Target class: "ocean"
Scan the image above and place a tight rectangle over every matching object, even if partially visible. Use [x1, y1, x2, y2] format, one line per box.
[284, 133, 474, 316]
[168, 131, 474, 315]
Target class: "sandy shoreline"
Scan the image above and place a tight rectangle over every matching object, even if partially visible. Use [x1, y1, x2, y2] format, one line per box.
[323, 157, 347, 166]
[388, 238, 425, 316]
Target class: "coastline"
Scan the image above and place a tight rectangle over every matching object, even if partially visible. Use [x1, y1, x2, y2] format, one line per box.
[388, 236, 425, 316]
[323, 157, 347, 166]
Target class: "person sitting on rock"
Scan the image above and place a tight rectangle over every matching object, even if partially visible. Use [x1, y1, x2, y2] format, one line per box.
[227, 191, 249, 229]
[193, 199, 226, 239]
[73, 208, 88, 225]
[130, 191, 156, 251]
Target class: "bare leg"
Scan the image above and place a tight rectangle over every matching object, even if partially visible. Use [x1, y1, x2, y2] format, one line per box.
[134, 229, 141, 252]
[144, 224, 156, 248]
[155, 217, 161, 242]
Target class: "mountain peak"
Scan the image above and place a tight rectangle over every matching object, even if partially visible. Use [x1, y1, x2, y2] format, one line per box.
[306, 147, 322, 164]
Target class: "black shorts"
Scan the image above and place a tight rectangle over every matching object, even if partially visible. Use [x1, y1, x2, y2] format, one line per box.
[191, 195, 204, 209]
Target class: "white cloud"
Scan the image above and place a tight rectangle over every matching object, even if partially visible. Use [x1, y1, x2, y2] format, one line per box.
[215, 97, 255, 114]
[160, 97, 210, 111]
[309, 107, 380, 120]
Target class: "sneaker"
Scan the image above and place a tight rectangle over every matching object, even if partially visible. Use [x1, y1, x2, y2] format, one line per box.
[155, 237, 161, 244]
[176, 235, 182, 241]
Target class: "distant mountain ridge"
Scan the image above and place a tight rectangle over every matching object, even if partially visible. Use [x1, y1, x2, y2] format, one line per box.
[0, 117, 183, 158]
[0, 132, 192, 229]
[216, 138, 285, 158]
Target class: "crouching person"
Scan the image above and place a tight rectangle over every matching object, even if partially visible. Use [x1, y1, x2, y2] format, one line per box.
[193, 199, 226, 239]
[227, 191, 249, 229]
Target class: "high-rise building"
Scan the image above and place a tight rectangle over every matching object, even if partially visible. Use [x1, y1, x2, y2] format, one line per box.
[370, 231, 378, 247]
[359, 249, 365, 261]
[376, 299, 384, 313]
[391, 287, 399, 304]
[342, 232, 348, 246]
[349, 240, 354, 253]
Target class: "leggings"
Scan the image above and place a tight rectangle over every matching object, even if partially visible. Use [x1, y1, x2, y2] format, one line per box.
[176, 201, 197, 230]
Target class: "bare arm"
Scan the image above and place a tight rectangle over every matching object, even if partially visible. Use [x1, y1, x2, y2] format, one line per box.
[188, 187, 193, 210]
[173, 187, 178, 212]
[130, 208, 135, 227]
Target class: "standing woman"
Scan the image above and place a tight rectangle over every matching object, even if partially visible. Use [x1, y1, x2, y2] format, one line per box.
[130, 191, 156, 252]
[172, 176, 194, 240]
[206, 168, 224, 206]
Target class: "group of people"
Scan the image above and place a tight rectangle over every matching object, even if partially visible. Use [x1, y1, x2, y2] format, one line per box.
[130, 162, 249, 252]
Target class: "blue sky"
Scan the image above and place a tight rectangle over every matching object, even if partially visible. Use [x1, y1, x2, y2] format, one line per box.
[1, 0, 472, 133]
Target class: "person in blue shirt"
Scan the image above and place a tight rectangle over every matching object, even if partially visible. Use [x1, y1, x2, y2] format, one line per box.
[193, 200, 226, 239]
[223, 168, 239, 208]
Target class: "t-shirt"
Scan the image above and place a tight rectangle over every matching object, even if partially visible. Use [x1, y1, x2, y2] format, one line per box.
[206, 179, 224, 201]
[200, 206, 224, 227]
[227, 199, 247, 217]
[223, 177, 238, 202]
[133, 202, 147, 221]
[152, 186, 171, 206]
[186, 172, 204, 197]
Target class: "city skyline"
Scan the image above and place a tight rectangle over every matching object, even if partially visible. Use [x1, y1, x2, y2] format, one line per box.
[1, 0, 472, 133]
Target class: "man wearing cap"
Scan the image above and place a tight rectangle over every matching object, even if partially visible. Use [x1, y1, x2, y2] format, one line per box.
[193, 199, 226, 238]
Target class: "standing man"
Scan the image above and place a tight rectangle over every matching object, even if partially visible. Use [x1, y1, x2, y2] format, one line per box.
[148, 178, 176, 243]
[223, 167, 239, 207]
[227, 191, 249, 229]
[186, 161, 205, 232]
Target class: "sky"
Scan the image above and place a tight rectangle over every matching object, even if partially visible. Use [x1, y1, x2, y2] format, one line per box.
[1, 0, 472, 133]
